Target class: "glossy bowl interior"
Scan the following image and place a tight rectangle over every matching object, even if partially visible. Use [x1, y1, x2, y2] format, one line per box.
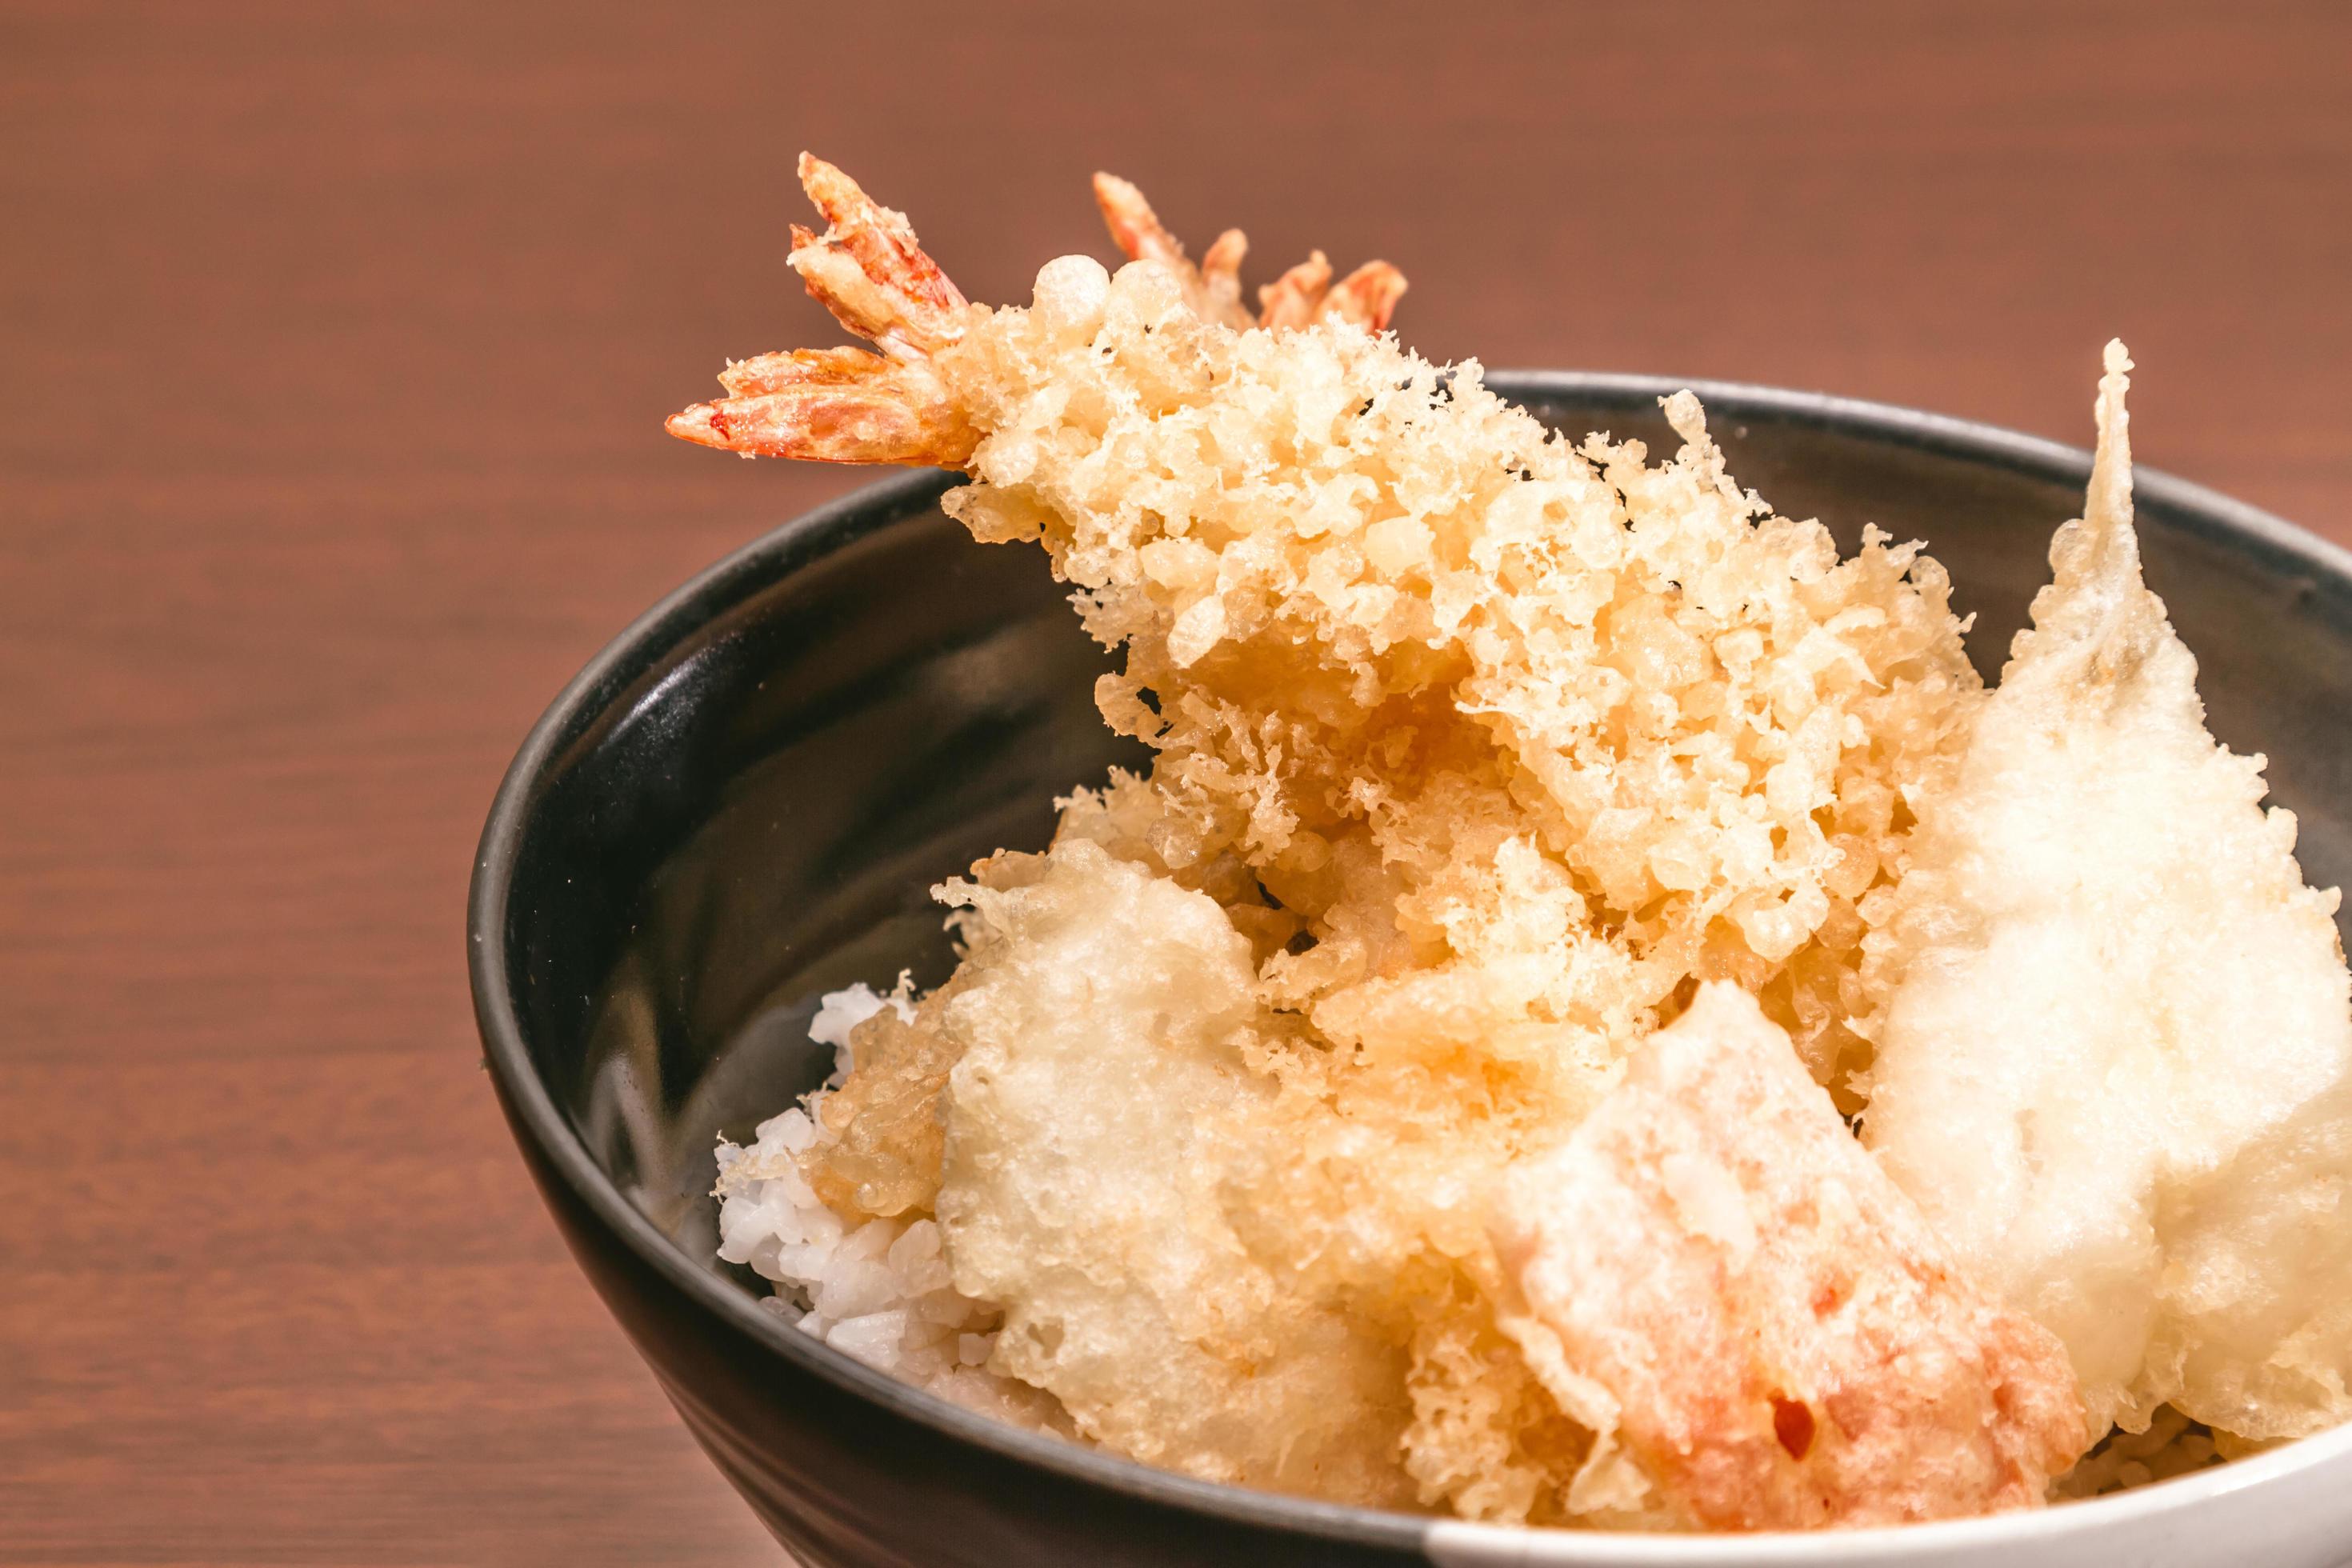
[472, 373, 2352, 1566]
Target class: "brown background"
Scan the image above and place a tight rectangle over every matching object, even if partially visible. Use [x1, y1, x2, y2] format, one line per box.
[4, 1, 2347, 1562]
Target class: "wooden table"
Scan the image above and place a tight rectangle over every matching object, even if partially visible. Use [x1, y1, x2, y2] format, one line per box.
[5, 2, 2346, 1562]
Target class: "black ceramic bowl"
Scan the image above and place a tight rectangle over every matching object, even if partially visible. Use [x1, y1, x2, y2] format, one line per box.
[470, 374, 2352, 1568]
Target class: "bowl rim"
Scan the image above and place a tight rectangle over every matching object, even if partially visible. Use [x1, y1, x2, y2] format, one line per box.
[469, 369, 2352, 1559]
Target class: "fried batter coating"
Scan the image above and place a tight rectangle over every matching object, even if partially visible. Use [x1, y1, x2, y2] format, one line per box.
[1492, 984, 2085, 1530]
[1859, 342, 2352, 1445]
[941, 254, 1976, 1064]
[931, 838, 1417, 1505]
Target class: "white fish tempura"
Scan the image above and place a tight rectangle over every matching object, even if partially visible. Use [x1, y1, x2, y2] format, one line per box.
[1860, 342, 2352, 1443]
[933, 839, 1417, 1503]
[1493, 984, 2084, 1530]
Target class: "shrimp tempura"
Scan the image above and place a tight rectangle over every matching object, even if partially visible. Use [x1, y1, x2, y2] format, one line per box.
[1493, 984, 2085, 1530]
[681, 157, 1985, 1521]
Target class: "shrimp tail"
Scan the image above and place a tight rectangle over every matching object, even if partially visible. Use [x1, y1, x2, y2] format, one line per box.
[1091, 172, 1257, 330]
[786, 154, 975, 359]
[666, 346, 975, 466]
[668, 157, 1407, 467]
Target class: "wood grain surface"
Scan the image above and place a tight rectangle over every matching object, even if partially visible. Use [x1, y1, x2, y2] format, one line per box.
[3, 2, 2346, 1562]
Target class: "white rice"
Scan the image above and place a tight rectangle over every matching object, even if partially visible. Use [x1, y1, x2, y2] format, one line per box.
[2051, 1405, 2226, 1498]
[714, 986, 1068, 1432]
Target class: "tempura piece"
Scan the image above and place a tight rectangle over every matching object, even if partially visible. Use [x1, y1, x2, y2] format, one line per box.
[1860, 342, 2352, 1443]
[931, 838, 1416, 1506]
[1493, 985, 2086, 1530]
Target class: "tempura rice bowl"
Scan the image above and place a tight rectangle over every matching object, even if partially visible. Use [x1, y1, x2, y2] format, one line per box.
[471, 373, 2352, 1567]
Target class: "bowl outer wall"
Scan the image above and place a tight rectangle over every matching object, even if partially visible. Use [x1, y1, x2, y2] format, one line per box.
[470, 370, 2352, 1567]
